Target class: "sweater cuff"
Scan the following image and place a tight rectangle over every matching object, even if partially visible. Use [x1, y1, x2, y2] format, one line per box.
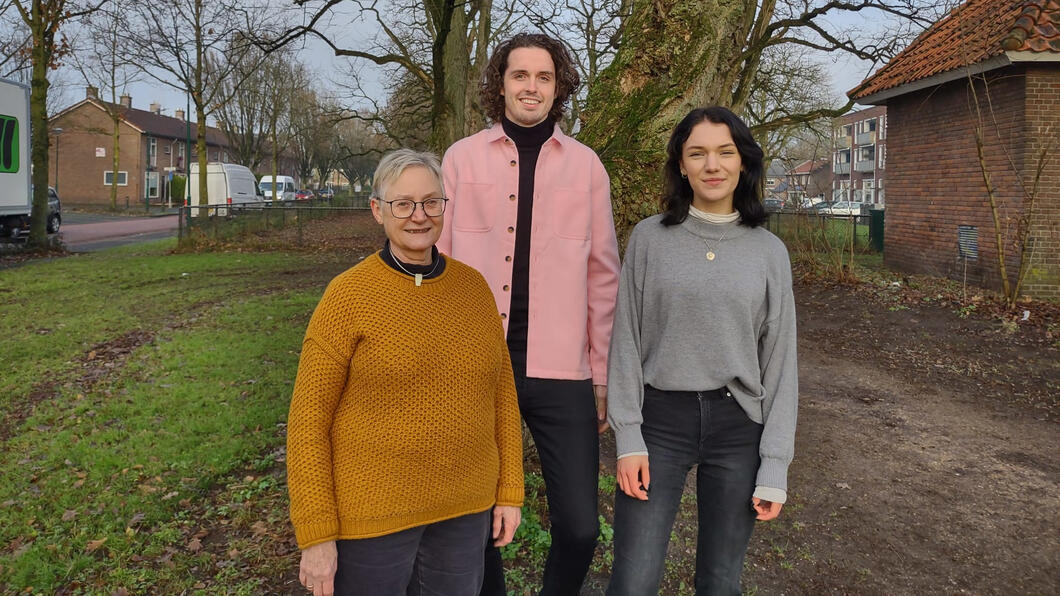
[496, 484, 525, 508]
[294, 519, 340, 550]
[614, 426, 647, 459]
[755, 456, 790, 494]
[753, 485, 787, 504]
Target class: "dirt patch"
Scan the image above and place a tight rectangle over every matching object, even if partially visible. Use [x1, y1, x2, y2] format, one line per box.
[0, 330, 156, 441]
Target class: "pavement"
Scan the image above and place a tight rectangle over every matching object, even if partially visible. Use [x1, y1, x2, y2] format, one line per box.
[60, 214, 179, 252]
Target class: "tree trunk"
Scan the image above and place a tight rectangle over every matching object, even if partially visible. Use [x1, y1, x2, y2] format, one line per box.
[578, 0, 755, 244]
[27, 0, 53, 248]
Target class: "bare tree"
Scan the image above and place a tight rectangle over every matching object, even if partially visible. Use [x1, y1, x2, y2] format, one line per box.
[215, 45, 299, 172]
[127, 0, 260, 205]
[4, 0, 104, 247]
[577, 0, 944, 241]
[69, 0, 137, 209]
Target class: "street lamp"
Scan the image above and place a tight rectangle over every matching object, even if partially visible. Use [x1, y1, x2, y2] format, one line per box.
[51, 127, 63, 194]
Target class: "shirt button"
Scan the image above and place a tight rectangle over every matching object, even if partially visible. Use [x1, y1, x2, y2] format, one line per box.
[504, 255, 512, 262]
[509, 194, 516, 201]
[507, 226, 515, 233]
[509, 160, 517, 167]
[500, 313, 507, 320]
[503, 285, 510, 291]
[504, 138, 511, 144]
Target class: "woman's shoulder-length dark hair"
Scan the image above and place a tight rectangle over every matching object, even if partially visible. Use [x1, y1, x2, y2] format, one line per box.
[480, 33, 580, 126]
[660, 106, 767, 228]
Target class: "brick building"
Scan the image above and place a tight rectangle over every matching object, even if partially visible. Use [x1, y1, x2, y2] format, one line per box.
[47, 88, 237, 207]
[852, 0, 1059, 299]
[831, 105, 887, 205]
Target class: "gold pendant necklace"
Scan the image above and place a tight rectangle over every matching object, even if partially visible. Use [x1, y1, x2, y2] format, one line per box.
[701, 226, 731, 261]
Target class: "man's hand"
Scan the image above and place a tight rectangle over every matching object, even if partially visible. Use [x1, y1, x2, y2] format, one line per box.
[593, 384, 609, 434]
[299, 540, 337, 596]
[492, 505, 522, 547]
[615, 455, 650, 500]
[752, 497, 783, 521]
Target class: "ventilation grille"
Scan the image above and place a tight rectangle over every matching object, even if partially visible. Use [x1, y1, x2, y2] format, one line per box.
[958, 225, 978, 260]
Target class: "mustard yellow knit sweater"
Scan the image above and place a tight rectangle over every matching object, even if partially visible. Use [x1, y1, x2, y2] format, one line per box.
[286, 253, 524, 549]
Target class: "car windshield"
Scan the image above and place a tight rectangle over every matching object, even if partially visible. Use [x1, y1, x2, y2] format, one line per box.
[260, 182, 274, 191]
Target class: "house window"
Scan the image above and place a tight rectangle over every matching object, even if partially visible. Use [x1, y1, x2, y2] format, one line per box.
[879, 115, 886, 140]
[836, 149, 851, 164]
[879, 145, 886, 169]
[859, 145, 875, 162]
[148, 138, 157, 167]
[104, 171, 129, 186]
[842, 124, 852, 137]
[145, 171, 159, 198]
[866, 118, 877, 132]
[164, 145, 171, 155]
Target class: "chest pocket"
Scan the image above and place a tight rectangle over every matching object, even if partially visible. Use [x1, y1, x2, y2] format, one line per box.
[452, 182, 496, 232]
[551, 188, 591, 240]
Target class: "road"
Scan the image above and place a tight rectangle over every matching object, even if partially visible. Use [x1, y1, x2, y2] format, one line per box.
[60, 213, 179, 251]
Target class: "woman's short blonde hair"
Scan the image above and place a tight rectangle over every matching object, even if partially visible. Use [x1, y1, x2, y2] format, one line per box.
[371, 149, 444, 201]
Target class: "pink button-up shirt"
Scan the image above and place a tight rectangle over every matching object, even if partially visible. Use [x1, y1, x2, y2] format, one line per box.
[439, 124, 620, 384]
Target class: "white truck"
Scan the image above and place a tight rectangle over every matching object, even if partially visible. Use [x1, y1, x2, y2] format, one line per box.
[0, 78, 33, 238]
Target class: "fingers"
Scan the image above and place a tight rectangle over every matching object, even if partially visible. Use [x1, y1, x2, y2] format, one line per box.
[492, 508, 503, 539]
[752, 498, 783, 521]
[594, 390, 609, 435]
[616, 457, 650, 500]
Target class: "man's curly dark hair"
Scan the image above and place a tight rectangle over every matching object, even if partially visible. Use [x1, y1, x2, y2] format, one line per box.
[480, 33, 580, 125]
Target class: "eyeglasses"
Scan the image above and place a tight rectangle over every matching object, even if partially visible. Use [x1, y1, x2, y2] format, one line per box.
[377, 197, 448, 218]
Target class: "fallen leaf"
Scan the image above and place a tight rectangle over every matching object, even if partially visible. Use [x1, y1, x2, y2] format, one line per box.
[86, 538, 107, 553]
[128, 512, 145, 527]
[250, 521, 268, 537]
[836, 482, 851, 490]
[161, 491, 179, 501]
[227, 547, 240, 558]
[187, 538, 202, 553]
[62, 510, 77, 522]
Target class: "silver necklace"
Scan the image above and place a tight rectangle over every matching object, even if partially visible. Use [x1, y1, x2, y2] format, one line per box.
[389, 245, 439, 286]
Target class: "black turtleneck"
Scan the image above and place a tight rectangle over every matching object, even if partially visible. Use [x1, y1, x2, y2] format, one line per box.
[380, 239, 445, 279]
[500, 115, 553, 378]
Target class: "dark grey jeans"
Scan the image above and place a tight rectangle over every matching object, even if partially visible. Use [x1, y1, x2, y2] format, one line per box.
[607, 386, 763, 596]
[334, 510, 491, 596]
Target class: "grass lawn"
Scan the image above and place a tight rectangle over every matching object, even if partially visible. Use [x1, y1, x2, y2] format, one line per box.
[0, 239, 356, 593]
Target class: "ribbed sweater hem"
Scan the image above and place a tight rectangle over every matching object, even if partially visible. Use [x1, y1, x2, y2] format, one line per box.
[495, 484, 524, 507]
[295, 499, 497, 549]
[755, 455, 791, 494]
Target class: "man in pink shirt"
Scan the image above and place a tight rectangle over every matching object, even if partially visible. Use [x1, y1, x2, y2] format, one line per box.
[439, 33, 620, 596]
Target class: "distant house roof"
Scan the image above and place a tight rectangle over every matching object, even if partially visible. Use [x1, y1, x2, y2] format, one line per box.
[790, 159, 829, 175]
[851, 0, 1060, 103]
[766, 161, 788, 178]
[51, 98, 228, 146]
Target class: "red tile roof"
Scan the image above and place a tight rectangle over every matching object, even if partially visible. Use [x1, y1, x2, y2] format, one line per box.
[851, 0, 1060, 100]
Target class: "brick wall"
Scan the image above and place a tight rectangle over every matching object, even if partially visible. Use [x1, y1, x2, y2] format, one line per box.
[883, 65, 1059, 299]
[49, 104, 144, 207]
[1021, 65, 1060, 300]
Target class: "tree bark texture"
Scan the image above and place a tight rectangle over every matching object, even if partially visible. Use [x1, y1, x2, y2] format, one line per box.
[578, 0, 755, 244]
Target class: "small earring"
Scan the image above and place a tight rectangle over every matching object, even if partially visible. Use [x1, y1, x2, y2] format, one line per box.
[681, 172, 687, 178]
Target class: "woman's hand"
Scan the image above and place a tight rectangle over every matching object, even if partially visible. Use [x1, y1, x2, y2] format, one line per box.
[299, 540, 338, 596]
[492, 505, 522, 547]
[616, 455, 650, 500]
[752, 497, 783, 521]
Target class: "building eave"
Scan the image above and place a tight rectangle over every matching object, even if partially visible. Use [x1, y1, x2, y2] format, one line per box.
[855, 54, 1013, 105]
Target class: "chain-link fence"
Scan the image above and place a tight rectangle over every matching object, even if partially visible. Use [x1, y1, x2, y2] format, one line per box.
[764, 211, 883, 254]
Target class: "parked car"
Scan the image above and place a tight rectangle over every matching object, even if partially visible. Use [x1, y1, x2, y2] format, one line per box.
[764, 198, 784, 211]
[259, 175, 296, 201]
[317, 187, 335, 200]
[812, 201, 835, 213]
[824, 201, 866, 216]
[3, 186, 62, 238]
[295, 189, 315, 201]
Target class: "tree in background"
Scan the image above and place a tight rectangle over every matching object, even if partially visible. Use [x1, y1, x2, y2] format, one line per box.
[215, 45, 300, 173]
[4, 0, 103, 248]
[127, 0, 261, 206]
[69, 0, 138, 210]
[577, 0, 941, 241]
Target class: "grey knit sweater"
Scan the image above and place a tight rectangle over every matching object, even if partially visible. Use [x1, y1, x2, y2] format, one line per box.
[606, 213, 798, 501]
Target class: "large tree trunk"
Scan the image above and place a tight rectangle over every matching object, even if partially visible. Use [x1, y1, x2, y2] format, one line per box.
[578, 0, 755, 244]
[427, 0, 469, 152]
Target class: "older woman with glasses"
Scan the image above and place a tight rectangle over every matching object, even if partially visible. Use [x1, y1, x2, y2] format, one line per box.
[286, 149, 524, 596]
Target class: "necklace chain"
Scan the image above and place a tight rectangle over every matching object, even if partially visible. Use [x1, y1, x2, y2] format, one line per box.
[686, 224, 732, 261]
[389, 245, 439, 286]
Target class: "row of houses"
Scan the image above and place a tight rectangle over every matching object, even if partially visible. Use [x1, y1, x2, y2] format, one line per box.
[46, 88, 307, 207]
[767, 105, 889, 207]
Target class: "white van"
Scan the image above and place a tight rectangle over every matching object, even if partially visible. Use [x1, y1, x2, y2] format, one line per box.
[189, 163, 261, 215]
[259, 175, 296, 202]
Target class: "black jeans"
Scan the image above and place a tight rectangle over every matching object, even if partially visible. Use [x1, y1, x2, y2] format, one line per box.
[481, 374, 600, 596]
[334, 510, 491, 596]
[607, 386, 762, 596]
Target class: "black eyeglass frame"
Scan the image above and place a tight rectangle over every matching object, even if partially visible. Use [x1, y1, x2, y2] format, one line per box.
[375, 197, 449, 218]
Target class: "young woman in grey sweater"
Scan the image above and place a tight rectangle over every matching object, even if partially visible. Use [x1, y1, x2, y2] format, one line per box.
[606, 106, 798, 596]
